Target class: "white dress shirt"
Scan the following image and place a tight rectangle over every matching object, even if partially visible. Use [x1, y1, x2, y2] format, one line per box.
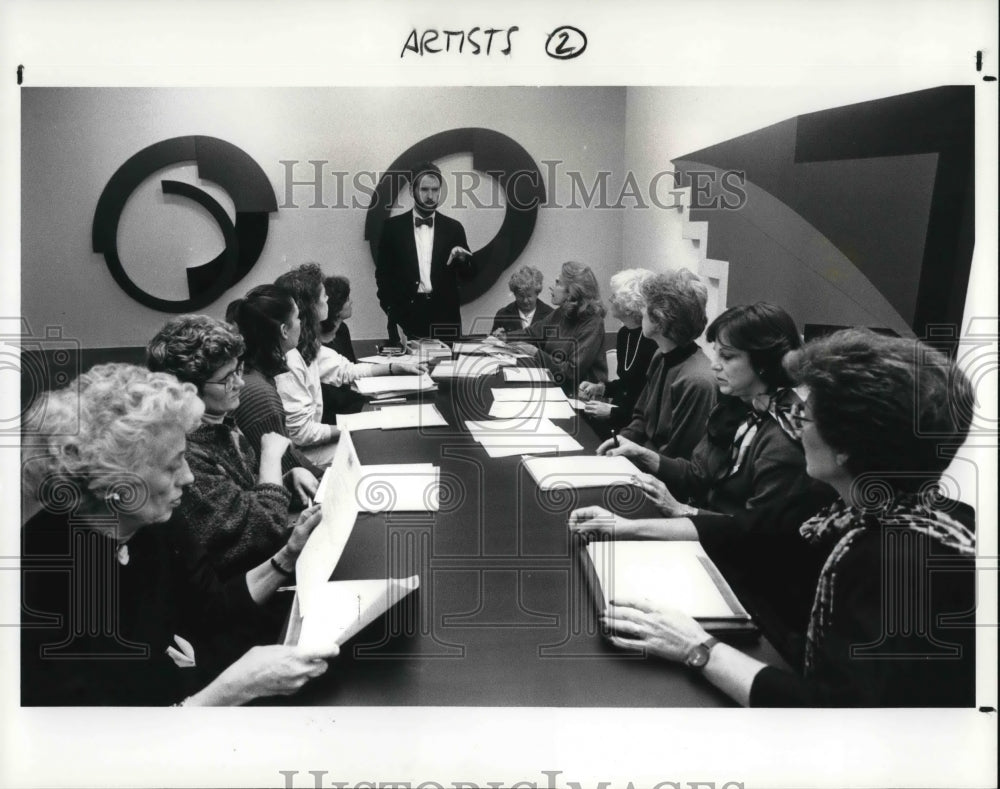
[414, 213, 435, 293]
[518, 308, 536, 329]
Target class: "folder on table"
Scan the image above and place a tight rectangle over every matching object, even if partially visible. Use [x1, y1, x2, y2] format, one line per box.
[583, 540, 756, 635]
[523, 454, 642, 490]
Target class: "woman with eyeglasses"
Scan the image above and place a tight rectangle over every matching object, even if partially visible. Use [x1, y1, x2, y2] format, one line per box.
[21, 364, 331, 705]
[148, 314, 317, 578]
[594, 303, 810, 518]
[569, 330, 976, 706]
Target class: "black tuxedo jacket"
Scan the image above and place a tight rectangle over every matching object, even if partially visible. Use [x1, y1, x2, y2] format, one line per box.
[375, 210, 474, 338]
[491, 299, 554, 333]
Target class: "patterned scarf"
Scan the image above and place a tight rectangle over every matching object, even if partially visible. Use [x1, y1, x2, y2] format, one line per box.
[712, 388, 803, 478]
[800, 492, 976, 675]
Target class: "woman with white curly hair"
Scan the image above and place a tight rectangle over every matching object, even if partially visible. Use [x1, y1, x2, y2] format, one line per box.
[578, 268, 659, 436]
[21, 364, 331, 706]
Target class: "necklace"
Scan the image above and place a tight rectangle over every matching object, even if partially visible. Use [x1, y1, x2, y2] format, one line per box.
[622, 328, 643, 372]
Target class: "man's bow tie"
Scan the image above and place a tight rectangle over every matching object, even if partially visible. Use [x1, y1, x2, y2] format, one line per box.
[414, 215, 434, 229]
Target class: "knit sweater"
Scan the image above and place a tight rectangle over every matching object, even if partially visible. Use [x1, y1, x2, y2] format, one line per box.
[177, 418, 292, 578]
[619, 343, 717, 461]
[232, 369, 323, 478]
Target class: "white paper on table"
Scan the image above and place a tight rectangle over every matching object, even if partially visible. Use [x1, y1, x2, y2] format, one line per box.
[477, 433, 584, 457]
[452, 341, 494, 354]
[585, 541, 741, 620]
[431, 356, 500, 378]
[503, 367, 554, 383]
[337, 404, 446, 431]
[355, 373, 435, 394]
[523, 454, 643, 490]
[354, 463, 440, 512]
[491, 387, 568, 403]
[287, 576, 420, 656]
[294, 431, 363, 611]
[488, 400, 576, 420]
[465, 417, 562, 435]
[567, 397, 587, 410]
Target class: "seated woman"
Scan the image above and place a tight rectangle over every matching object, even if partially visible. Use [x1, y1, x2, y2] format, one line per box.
[497, 261, 608, 393]
[21, 364, 331, 706]
[596, 269, 716, 462]
[318, 274, 367, 422]
[490, 265, 553, 334]
[147, 315, 318, 577]
[569, 330, 977, 706]
[273, 263, 424, 466]
[578, 268, 659, 436]
[227, 285, 323, 479]
[602, 302, 808, 516]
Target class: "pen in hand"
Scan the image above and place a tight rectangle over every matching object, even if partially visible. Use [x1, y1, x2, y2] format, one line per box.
[611, 429, 620, 448]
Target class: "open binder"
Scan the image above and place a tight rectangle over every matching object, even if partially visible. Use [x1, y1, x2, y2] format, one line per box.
[583, 540, 757, 636]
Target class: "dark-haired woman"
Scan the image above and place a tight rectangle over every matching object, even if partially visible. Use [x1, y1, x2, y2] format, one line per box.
[227, 285, 323, 479]
[602, 303, 809, 516]
[570, 330, 976, 706]
[273, 263, 424, 466]
[318, 274, 367, 423]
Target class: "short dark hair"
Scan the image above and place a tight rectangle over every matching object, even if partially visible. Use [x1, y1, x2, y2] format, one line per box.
[785, 329, 974, 489]
[226, 284, 296, 378]
[409, 161, 442, 193]
[319, 275, 351, 333]
[146, 314, 244, 391]
[274, 263, 325, 365]
[641, 270, 708, 346]
[706, 303, 801, 389]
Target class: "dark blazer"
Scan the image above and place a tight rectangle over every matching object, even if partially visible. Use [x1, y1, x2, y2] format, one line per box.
[491, 299, 554, 334]
[375, 210, 474, 339]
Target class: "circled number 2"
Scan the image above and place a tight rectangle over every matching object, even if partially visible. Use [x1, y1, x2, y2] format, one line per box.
[545, 26, 587, 60]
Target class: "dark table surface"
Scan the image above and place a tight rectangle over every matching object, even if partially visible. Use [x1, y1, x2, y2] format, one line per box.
[287, 369, 788, 707]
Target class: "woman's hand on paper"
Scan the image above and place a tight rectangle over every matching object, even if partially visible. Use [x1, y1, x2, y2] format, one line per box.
[567, 505, 634, 540]
[632, 472, 688, 517]
[594, 433, 657, 472]
[196, 644, 333, 705]
[583, 400, 613, 419]
[393, 361, 427, 375]
[602, 598, 709, 663]
[284, 503, 323, 556]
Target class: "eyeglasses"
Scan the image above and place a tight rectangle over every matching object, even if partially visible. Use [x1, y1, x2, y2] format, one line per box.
[784, 400, 814, 438]
[204, 363, 244, 393]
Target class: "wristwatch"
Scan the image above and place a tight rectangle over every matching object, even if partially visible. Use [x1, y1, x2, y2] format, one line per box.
[684, 636, 719, 670]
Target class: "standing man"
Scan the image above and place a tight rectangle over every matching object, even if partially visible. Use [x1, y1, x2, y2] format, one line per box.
[375, 161, 475, 343]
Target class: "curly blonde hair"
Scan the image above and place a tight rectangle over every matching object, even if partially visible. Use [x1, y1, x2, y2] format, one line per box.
[608, 268, 654, 323]
[25, 364, 203, 507]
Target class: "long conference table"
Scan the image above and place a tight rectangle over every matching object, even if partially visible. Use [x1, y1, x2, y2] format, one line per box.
[285, 353, 788, 707]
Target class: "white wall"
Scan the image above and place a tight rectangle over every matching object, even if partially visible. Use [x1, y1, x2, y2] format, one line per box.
[21, 86, 626, 347]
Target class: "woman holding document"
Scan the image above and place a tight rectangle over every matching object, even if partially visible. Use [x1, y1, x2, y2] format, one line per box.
[147, 314, 319, 577]
[21, 364, 332, 705]
[570, 330, 977, 706]
[273, 263, 424, 465]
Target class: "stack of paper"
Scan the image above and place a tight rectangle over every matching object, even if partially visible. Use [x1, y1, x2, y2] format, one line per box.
[355, 373, 436, 397]
[491, 387, 569, 403]
[287, 431, 434, 655]
[523, 454, 642, 490]
[465, 417, 582, 458]
[583, 540, 754, 633]
[336, 404, 447, 432]
[488, 399, 575, 420]
[503, 367, 554, 383]
[431, 356, 501, 378]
